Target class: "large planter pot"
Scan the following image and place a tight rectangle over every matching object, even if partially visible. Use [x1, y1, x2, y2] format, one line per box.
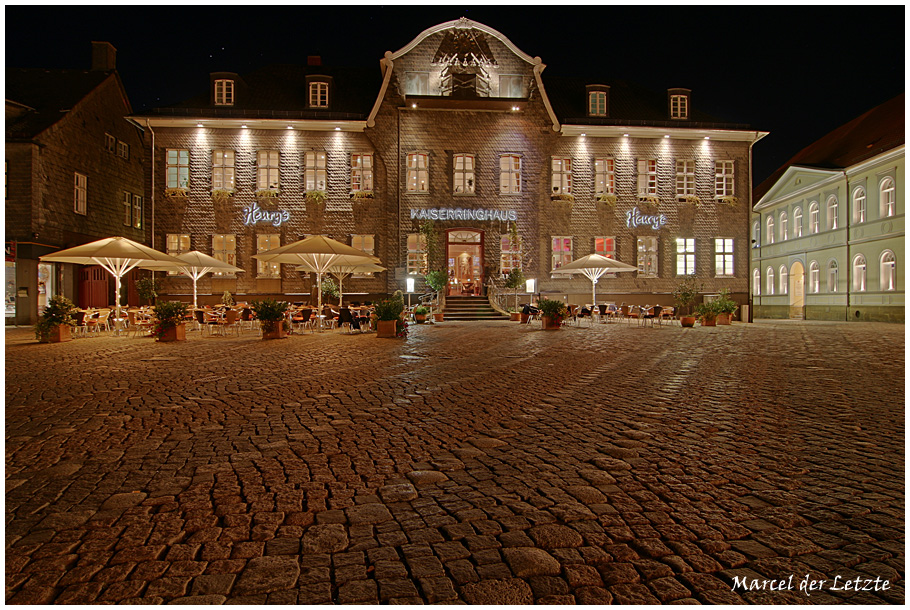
[679, 316, 696, 328]
[700, 316, 716, 327]
[414, 314, 427, 324]
[716, 313, 731, 325]
[433, 313, 444, 322]
[510, 312, 521, 322]
[157, 323, 186, 342]
[261, 322, 287, 340]
[541, 316, 562, 330]
[519, 313, 530, 324]
[376, 319, 398, 338]
[40, 325, 73, 343]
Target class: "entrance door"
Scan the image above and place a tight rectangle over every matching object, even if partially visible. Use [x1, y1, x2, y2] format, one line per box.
[79, 266, 109, 309]
[446, 230, 483, 296]
[789, 261, 805, 319]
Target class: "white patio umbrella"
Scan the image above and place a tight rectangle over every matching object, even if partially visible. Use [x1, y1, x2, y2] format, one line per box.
[550, 253, 638, 305]
[139, 250, 244, 309]
[296, 256, 386, 307]
[39, 236, 184, 325]
[254, 235, 380, 330]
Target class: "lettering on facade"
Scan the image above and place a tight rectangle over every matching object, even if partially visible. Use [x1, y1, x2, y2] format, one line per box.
[626, 206, 667, 230]
[409, 208, 517, 222]
[242, 202, 290, 227]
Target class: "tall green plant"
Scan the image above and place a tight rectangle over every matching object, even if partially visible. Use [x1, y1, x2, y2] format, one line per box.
[419, 220, 441, 271]
[321, 277, 339, 303]
[672, 277, 702, 316]
[136, 276, 159, 305]
[504, 268, 525, 311]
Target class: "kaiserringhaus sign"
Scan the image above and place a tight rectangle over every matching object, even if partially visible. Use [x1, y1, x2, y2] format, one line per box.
[410, 208, 517, 222]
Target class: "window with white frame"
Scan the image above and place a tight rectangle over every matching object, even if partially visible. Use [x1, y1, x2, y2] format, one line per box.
[637, 159, 657, 196]
[166, 149, 189, 188]
[407, 153, 428, 193]
[74, 172, 87, 214]
[309, 81, 328, 107]
[132, 195, 142, 229]
[117, 141, 129, 160]
[809, 202, 819, 234]
[351, 234, 375, 276]
[214, 79, 234, 106]
[499, 154, 521, 194]
[500, 75, 523, 98]
[406, 233, 427, 275]
[351, 153, 373, 192]
[793, 207, 803, 238]
[212, 150, 235, 191]
[588, 91, 607, 116]
[715, 238, 734, 276]
[827, 260, 838, 292]
[780, 211, 788, 241]
[212, 234, 237, 277]
[676, 160, 695, 198]
[551, 157, 572, 195]
[752, 221, 760, 247]
[404, 72, 428, 95]
[766, 267, 775, 295]
[551, 236, 573, 272]
[779, 265, 788, 295]
[880, 177, 896, 217]
[809, 261, 820, 293]
[594, 237, 617, 278]
[257, 234, 281, 278]
[852, 254, 866, 291]
[594, 158, 615, 196]
[104, 133, 115, 154]
[305, 151, 327, 192]
[453, 154, 475, 194]
[880, 251, 896, 291]
[675, 238, 695, 276]
[852, 186, 866, 223]
[123, 191, 132, 226]
[637, 236, 658, 277]
[752, 268, 761, 295]
[500, 234, 522, 275]
[167, 234, 190, 275]
[715, 160, 734, 197]
[257, 150, 280, 190]
[766, 215, 775, 244]
[826, 196, 838, 230]
[670, 94, 688, 119]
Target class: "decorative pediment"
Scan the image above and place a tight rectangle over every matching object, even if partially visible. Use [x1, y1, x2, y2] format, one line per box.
[754, 165, 842, 210]
[432, 27, 498, 68]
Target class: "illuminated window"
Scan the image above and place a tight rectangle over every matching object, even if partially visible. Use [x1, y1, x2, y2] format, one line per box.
[257, 150, 280, 190]
[595, 158, 615, 196]
[499, 154, 521, 194]
[214, 79, 234, 105]
[123, 192, 132, 226]
[809, 201, 819, 234]
[779, 265, 788, 295]
[637, 237, 658, 277]
[166, 149, 189, 188]
[675, 238, 696, 276]
[309, 82, 328, 107]
[715, 161, 734, 197]
[551, 157, 572, 195]
[752, 268, 761, 295]
[257, 234, 281, 278]
[852, 186, 866, 223]
[74, 172, 87, 215]
[676, 160, 695, 198]
[880, 177, 896, 217]
[212, 150, 235, 191]
[352, 235, 375, 276]
[766, 267, 775, 295]
[212, 234, 236, 277]
[809, 261, 820, 293]
[166, 234, 190, 276]
[405, 72, 428, 95]
[766, 215, 774, 244]
[305, 151, 327, 192]
[453, 154, 475, 194]
[715, 238, 734, 276]
[780, 211, 788, 241]
[670, 94, 688, 119]
[827, 260, 838, 292]
[588, 91, 607, 116]
[880, 251, 896, 291]
[595, 236, 618, 278]
[826, 196, 838, 230]
[752, 221, 760, 247]
[551, 236, 573, 272]
[793, 207, 803, 238]
[500, 75, 523, 98]
[500, 234, 522, 275]
[132, 195, 142, 229]
[637, 159, 657, 197]
[406, 153, 428, 193]
[407, 233, 427, 275]
[351, 153, 373, 192]
[852, 254, 866, 292]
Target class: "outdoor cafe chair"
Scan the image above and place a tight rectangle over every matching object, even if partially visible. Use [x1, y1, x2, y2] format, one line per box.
[337, 307, 357, 334]
[218, 309, 242, 336]
[72, 310, 88, 337]
[660, 306, 677, 326]
[293, 308, 314, 334]
[127, 309, 154, 338]
[86, 309, 111, 335]
[194, 309, 218, 336]
[641, 305, 663, 327]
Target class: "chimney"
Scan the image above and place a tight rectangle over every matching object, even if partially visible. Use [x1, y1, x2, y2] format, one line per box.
[307, 55, 322, 66]
[91, 41, 117, 71]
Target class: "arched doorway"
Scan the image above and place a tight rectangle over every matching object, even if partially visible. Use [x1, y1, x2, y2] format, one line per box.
[446, 229, 483, 296]
[789, 261, 805, 319]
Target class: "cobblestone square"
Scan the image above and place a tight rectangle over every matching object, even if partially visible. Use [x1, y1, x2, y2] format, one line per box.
[5, 320, 904, 604]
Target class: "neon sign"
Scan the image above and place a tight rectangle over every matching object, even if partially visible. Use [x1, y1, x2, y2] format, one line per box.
[626, 206, 667, 230]
[242, 202, 290, 227]
[410, 208, 517, 222]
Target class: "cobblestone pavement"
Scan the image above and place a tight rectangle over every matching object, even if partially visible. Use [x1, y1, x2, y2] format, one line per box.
[5, 319, 904, 604]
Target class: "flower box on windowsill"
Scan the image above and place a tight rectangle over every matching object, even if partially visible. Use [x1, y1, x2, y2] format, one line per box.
[638, 195, 660, 206]
[716, 195, 739, 207]
[255, 188, 280, 200]
[551, 193, 575, 203]
[597, 194, 618, 206]
[679, 195, 702, 206]
[164, 187, 189, 199]
[305, 190, 327, 205]
[350, 190, 374, 200]
[211, 189, 235, 203]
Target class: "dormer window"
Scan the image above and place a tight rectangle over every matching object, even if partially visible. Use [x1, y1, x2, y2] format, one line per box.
[309, 81, 329, 107]
[214, 79, 234, 106]
[586, 85, 610, 117]
[669, 89, 690, 120]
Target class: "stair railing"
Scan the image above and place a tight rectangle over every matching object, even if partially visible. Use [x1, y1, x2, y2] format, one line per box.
[486, 280, 509, 314]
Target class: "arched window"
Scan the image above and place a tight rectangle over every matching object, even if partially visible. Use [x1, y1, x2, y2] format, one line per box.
[809, 261, 820, 293]
[793, 207, 803, 238]
[880, 251, 896, 291]
[827, 260, 838, 293]
[766, 267, 775, 295]
[852, 186, 866, 223]
[752, 221, 761, 247]
[766, 216, 775, 244]
[809, 202, 820, 234]
[779, 265, 788, 295]
[852, 254, 866, 292]
[780, 211, 788, 241]
[880, 177, 896, 217]
[752, 268, 761, 295]
[826, 196, 838, 230]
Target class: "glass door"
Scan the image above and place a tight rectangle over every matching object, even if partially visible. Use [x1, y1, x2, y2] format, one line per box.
[446, 230, 483, 295]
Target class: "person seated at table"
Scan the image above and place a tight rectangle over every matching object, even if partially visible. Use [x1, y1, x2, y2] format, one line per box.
[522, 302, 540, 315]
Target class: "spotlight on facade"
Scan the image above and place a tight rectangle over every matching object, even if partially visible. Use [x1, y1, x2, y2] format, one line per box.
[196, 123, 203, 128]
[664, 135, 670, 138]
[411, 103, 417, 108]
[580, 133, 586, 137]
[241, 125, 247, 129]
[334, 127, 341, 131]
[704, 136, 710, 140]
[287, 125, 294, 130]
[623, 134, 629, 137]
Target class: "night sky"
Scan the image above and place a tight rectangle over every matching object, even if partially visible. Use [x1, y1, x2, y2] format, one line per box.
[5, 5, 905, 187]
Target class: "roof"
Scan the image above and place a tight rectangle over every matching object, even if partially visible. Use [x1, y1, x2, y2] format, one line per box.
[138, 64, 382, 120]
[6, 68, 112, 139]
[543, 75, 749, 129]
[753, 93, 905, 201]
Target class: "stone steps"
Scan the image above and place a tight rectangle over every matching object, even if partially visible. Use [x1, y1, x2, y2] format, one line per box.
[442, 296, 509, 321]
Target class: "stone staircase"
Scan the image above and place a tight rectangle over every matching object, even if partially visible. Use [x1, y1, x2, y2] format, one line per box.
[442, 295, 510, 321]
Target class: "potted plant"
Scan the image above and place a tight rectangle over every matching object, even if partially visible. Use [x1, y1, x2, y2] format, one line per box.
[413, 306, 429, 323]
[221, 290, 235, 307]
[321, 277, 339, 305]
[504, 267, 525, 319]
[351, 190, 374, 200]
[136, 276, 159, 306]
[425, 270, 447, 321]
[538, 298, 569, 330]
[374, 294, 405, 338]
[34, 294, 78, 343]
[672, 277, 702, 328]
[714, 288, 739, 325]
[164, 187, 189, 199]
[597, 193, 618, 206]
[211, 188, 234, 204]
[507, 306, 521, 322]
[252, 298, 290, 339]
[305, 190, 327, 206]
[152, 300, 189, 342]
[694, 300, 721, 327]
[255, 188, 280, 200]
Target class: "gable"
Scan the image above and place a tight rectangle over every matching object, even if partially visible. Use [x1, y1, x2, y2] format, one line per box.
[754, 166, 840, 210]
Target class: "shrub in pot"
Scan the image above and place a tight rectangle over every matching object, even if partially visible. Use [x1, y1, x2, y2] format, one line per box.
[538, 298, 569, 330]
[424, 270, 448, 321]
[34, 294, 78, 343]
[673, 277, 702, 328]
[694, 301, 721, 327]
[374, 294, 405, 338]
[153, 300, 190, 342]
[504, 268, 525, 314]
[714, 289, 739, 325]
[413, 305, 429, 323]
[252, 298, 290, 339]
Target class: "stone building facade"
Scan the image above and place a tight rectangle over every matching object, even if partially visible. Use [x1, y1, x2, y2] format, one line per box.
[134, 19, 765, 310]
